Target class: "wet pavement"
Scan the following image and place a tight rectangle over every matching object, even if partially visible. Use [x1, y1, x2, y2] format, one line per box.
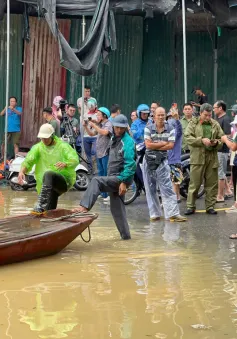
[0, 186, 237, 338]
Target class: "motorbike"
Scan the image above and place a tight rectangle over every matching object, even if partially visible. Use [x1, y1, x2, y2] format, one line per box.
[124, 152, 205, 205]
[8, 152, 90, 192]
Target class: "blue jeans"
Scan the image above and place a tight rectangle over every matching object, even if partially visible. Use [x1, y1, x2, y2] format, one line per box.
[83, 137, 97, 173]
[97, 155, 109, 198]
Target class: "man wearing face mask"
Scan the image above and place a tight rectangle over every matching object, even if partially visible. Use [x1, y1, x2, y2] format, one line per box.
[18, 124, 79, 215]
[184, 103, 224, 215]
[130, 104, 151, 151]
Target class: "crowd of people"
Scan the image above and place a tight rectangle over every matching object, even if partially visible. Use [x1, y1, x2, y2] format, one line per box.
[2, 86, 237, 240]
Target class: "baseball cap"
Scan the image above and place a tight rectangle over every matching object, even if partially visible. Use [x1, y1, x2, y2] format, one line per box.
[37, 124, 55, 138]
[231, 115, 237, 125]
[112, 114, 128, 128]
[228, 104, 237, 114]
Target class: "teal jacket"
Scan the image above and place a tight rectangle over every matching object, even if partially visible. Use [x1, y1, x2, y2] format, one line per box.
[108, 132, 136, 184]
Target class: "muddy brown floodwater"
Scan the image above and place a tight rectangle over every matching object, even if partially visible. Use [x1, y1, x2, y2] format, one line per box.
[0, 186, 237, 338]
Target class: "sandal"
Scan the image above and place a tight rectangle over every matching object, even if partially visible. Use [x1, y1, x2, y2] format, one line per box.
[225, 194, 234, 199]
[226, 205, 237, 213]
[229, 234, 237, 239]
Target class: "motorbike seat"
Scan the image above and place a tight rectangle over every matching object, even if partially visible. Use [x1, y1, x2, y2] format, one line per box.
[181, 154, 190, 161]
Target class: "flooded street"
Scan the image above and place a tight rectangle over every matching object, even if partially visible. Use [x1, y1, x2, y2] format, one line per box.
[1, 186, 237, 338]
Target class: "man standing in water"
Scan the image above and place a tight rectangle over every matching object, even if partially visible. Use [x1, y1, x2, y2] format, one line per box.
[73, 115, 136, 240]
[142, 107, 187, 222]
[18, 124, 79, 214]
[184, 103, 223, 215]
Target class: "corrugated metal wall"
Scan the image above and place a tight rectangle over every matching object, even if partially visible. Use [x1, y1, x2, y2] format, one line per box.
[67, 15, 143, 115]
[99, 16, 143, 113]
[218, 29, 237, 108]
[66, 18, 104, 106]
[21, 17, 71, 148]
[0, 14, 23, 139]
[138, 17, 175, 107]
[1, 14, 237, 152]
[66, 16, 218, 116]
[175, 32, 214, 108]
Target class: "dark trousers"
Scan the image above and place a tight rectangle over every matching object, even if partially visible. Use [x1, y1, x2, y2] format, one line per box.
[80, 176, 131, 239]
[96, 155, 109, 198]
[83, 137, 96, 173]
[232, 166, 237, 201]
[40, 171, 67, 210]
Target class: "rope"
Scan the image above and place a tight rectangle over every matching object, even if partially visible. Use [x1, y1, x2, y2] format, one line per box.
[80, 226, 91, 243]
[40, 212, 97, 223]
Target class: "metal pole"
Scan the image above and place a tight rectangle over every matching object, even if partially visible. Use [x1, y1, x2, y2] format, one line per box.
[182, 0, 188, 103]
[213, 32, 218, 102]
[213, 49, 217, 102]
[4, 0, 10, 168]
[80, 16, 86, 154]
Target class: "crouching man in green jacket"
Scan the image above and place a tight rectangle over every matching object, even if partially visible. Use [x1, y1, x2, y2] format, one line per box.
[73, 114, 136, 240]
[184, 103, 224, 215]
[18, 124, 79, 214]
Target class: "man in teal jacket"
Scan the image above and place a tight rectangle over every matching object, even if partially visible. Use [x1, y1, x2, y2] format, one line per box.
[73, 114, 136, 240]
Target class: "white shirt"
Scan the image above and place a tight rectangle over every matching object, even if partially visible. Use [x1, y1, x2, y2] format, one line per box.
[77, 97, 96, 118]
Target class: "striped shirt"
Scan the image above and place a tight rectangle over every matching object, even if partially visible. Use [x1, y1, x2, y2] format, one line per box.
[144, 122, 175, 157]
[144, 122, 175, 142]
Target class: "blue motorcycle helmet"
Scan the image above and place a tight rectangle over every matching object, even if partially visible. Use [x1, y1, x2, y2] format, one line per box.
[137, 104, 150, 120]
[98, 107, 111, 119]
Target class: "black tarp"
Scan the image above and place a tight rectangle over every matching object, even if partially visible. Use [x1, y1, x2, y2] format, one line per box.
[14, 1, 179, 76]
[1, 0, 237, 76]
[1, 0, 180, 76]
[16, 0, 178, 16]
[20, 0, 117, 76]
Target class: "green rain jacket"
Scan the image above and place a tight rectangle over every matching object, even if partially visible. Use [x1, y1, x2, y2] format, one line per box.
[185, 117, 224, 168]
[22, 137, 79, 193]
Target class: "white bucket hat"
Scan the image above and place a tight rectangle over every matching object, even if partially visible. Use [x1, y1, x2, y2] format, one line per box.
[230, 115, 237, 126]
[37, 124, 55, 138]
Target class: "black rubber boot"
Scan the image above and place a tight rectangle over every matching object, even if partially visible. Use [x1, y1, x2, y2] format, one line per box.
[31, 185, 53, 215]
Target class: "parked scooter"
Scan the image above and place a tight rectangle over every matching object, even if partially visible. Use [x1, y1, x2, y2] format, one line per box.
[8, 155, 36, 191]
[124, 152, 205, 205]
[8, 153, 90, 191]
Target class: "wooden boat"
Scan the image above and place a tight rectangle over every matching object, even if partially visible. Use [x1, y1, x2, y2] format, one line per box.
[0, 209, 97, 266]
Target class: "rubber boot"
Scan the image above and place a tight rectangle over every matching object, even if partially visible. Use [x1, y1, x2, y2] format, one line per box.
[31, 185, 53, 215]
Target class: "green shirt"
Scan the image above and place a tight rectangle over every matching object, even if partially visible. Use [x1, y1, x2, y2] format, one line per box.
[180, 117, 191, 151]
[202, 121, 212, 151]
[48, 119, 61, 137]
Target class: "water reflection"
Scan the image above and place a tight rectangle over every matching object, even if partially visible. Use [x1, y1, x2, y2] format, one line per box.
[0, 187, 237, 338]
[19, 293, 78, 338]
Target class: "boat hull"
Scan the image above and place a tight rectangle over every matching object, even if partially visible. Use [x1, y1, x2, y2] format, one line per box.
[0, 209, 97, 266]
